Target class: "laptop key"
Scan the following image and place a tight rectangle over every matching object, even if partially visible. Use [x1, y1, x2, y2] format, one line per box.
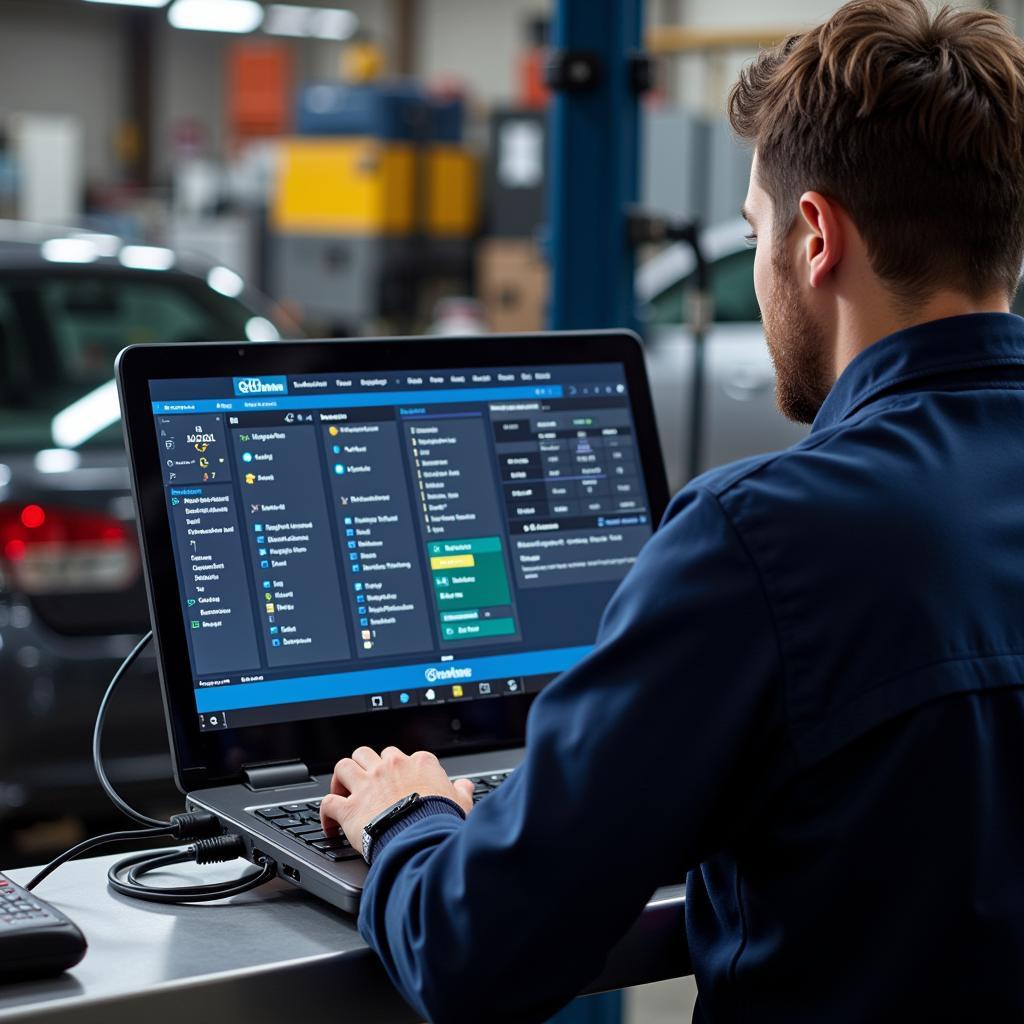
[275, 817, 304, 829]
[286, 824, 324, 836]
[255, 807, 288, 820]
[299, 830, 328, 843]
[319, 847, 361, 861]
[280, 803, 307, 814]
[312, 837, 346, 850]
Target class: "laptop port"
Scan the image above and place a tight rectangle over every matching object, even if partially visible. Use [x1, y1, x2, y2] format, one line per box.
[282, 864, 300, 883]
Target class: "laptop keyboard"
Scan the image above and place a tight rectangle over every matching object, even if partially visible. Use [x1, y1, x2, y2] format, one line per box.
[250, 770, 514, 863]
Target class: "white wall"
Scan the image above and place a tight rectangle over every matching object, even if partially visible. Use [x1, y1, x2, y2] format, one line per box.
[415, 0, 550, 105]
[0, 0, 125, 183]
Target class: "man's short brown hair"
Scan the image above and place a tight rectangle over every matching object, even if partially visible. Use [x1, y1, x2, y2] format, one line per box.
[729, 0, 1024, 302]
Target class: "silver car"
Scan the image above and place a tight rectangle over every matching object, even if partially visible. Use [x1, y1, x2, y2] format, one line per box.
[637, 217, 808, 492]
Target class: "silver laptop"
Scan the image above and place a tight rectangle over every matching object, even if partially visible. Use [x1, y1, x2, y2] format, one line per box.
[116, 331, 669, 913]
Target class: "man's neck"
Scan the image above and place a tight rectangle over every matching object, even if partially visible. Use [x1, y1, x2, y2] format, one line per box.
[834, 289, 1011, 378]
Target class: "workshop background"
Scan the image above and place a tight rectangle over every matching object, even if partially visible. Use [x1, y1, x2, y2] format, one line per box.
[0, 0, 1015, 1019]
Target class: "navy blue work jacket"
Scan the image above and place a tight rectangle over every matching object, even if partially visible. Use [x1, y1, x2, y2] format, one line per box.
[360, 313, 1024, 1023]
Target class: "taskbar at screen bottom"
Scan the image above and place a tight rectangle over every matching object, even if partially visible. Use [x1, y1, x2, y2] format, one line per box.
[197, 672, 551, 732]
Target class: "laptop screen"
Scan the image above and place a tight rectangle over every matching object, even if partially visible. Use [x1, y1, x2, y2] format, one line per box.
[147, 361, 654, 733]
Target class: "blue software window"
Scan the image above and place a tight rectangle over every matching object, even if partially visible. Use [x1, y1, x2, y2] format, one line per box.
[150, 365, 653, 729]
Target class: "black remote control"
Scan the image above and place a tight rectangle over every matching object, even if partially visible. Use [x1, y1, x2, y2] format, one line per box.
[0, 874, 87, 982]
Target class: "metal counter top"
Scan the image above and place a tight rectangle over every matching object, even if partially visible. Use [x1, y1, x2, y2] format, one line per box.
[1, 853, 687, 1022]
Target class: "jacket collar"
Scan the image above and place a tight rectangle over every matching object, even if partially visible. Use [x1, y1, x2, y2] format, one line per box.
[811, 312, 1024, 433]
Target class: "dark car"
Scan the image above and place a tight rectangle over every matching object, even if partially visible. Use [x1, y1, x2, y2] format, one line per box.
[0, 223, 294, 857]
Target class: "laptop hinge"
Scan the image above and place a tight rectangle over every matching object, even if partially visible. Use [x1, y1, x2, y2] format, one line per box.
[242, 760, 313, 791]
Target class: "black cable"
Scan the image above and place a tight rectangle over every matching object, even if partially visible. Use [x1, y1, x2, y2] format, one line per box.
[107, 840, 276, 904]
[92, 629, 167, 828]
[30, 626, 277, 902]
[24, 825, 174, 891]
[28, 629, 274, 902]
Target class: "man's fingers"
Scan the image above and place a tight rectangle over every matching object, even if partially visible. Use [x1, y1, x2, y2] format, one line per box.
[333, 755, 366, 788]
[320, 792, 348, 833]
[351, 746, 382, 770]
[453, 777, 475, 812]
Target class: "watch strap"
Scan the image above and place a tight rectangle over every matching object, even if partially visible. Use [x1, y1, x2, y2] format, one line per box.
[363, 796, 466, 866]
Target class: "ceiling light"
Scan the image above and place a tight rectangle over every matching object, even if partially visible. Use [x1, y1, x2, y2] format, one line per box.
[83, 0, 169, 7]
[168, 0, 263, 33]
[41, 238, 98, 264]
[264, 4, 307, 36]
[308, 8, 357, 40]
[119, 245, 175, 271]
[264, 5, 358, 40]
[207, 265, 245, 298]
[245, 317, 281, 342]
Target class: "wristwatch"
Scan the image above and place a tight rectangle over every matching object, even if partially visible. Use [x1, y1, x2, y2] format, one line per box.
[361, 792, 421, 864]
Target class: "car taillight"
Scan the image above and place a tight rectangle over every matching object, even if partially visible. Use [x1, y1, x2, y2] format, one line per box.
[0, 503, 138, 594]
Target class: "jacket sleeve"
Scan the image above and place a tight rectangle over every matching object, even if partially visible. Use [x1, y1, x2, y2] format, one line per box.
[357, 485, 784, 1023]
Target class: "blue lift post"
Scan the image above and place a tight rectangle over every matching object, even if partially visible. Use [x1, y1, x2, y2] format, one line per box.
[547, 0, 645, 334]
[544, 2, 644, 1021]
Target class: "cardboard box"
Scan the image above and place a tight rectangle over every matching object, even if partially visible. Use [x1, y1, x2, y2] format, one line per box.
[476, 238, 549, 333]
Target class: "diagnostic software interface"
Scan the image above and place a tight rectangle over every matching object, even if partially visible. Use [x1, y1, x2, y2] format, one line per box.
[149, 363, 654, 731]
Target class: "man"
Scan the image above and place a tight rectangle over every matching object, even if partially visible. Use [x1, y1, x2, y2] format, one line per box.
[322, 1, 1024, 1020]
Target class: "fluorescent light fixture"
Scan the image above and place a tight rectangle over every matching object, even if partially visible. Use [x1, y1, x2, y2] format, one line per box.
[51, 380, 120, 450]
[265, 5, 358, 40]
[41, 238, 98, 264]
[207, 265, 245, 298]
[119, 245, 175, 271]
[309, 8, 357, 40]
[35, 448, 82, 474]
[264, 4, 307, 36]
[245, 316, 281, 342]
[168, 0, 263, 32]
[83, 0, 169, 7]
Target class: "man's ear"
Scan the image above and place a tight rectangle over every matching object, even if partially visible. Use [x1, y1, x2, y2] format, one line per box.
[798, 191, 843, 289]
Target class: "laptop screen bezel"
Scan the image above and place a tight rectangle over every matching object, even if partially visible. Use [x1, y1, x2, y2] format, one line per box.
[117, 331, 669, 793]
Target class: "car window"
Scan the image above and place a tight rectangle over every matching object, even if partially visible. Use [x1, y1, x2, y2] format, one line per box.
[0, 271, 261, 450]
[648, 246, 760, 326]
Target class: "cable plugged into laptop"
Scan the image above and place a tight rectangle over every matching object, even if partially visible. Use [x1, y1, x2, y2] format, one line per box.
[107, 836, 276, 905]
[27, 631, 279, 905]
[169, 812, 223, 841]
[190, 834, 248, 865]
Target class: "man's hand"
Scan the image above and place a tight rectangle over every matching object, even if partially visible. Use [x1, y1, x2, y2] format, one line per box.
[320, 746, 474, 853]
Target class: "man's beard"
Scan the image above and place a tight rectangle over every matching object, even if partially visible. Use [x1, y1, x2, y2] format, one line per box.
[761, 247, 833, 424]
